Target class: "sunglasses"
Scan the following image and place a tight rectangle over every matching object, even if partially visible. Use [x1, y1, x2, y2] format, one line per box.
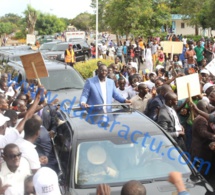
[5, 152, 22, 160]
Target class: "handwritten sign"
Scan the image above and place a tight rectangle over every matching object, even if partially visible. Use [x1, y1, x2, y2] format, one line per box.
[160, 41, 183, 54]
[176, 73, 201, 100]
[20, 52, 48, 79]
[206, 58, 215, 76]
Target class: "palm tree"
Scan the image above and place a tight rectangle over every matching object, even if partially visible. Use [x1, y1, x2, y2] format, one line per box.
[24, 5, 38, 34]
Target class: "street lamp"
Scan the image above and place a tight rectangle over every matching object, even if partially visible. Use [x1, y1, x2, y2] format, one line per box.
[96, 0, 98, 59]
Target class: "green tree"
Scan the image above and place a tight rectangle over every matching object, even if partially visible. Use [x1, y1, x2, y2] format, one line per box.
[91, 0, 110, 32]
[176, 0, 208, 35]
[0, 13, 23, 25]
[24, 5, 38, 34]
[134, 0, 171, 37]
[35, 13, 66, 35]
[71, 12, 94, 31]
[0, 22, 15, 36]
[200, 0, 215, 30]
[101, 0, 171, 38]
[60, 17, 71, 26]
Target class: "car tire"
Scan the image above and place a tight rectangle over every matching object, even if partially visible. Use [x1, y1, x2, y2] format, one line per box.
[84, 54, 89, 61]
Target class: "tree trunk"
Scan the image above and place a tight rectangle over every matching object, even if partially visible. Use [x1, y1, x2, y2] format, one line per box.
[116, 33, 119, 45]
[195, 25, 199, 35]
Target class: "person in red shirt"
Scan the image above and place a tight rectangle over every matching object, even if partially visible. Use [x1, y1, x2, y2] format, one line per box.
[91, 43, 96, 58]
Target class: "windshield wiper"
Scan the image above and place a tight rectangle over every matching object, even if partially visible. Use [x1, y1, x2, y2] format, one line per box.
[140, 177, 168, 184]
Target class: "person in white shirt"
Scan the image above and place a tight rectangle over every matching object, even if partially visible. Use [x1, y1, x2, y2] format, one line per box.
[116, 77, 130, 100]
[143, 44, 153, 72]
[0, 144, 31, 195]
[0, 88, 42, 149]
[15, 117, 42, 173]
[182, 36, 187, 45]
[130, 84, 152, 112]
[101, 42, 107, 59]
[108, 45, 116, 61]
[143, 72, 156, 91]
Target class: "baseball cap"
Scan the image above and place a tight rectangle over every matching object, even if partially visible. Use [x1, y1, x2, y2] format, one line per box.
[33, 167, 61, 195]
[156, 65, 164, 70]
[200, 69, 210, 75]
[0, 114, 9, 126]
[69, 44, 73, 46]
[203, 83, 213, 93]
[87, 145, 107, 165]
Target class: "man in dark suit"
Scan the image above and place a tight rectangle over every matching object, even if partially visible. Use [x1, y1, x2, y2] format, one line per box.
[157, 92, 186, 150]
[145, 84, 172, 121]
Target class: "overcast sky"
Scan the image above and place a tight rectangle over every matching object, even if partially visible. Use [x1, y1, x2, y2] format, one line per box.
[0, 0, 94, 19]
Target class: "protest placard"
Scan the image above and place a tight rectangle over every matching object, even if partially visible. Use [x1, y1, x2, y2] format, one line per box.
[176, 73, 201, 100]
[20, 52, 48, 85]
[206, 58, 215, 76]
[160, 41, 183, 60]
[160, 41, 183, 54]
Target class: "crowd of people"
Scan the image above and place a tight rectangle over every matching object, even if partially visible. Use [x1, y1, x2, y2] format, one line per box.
[1, 34, 215, 194]
[0, 71, 66, 194]
[88, 36, 215, 185]
[90, 35, 215, 74]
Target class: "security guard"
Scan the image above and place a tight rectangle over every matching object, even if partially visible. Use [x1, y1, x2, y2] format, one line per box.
[64, 44, 75, 67]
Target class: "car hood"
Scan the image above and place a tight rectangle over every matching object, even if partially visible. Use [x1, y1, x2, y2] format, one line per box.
[45, 51, 63, 55]
[68, 180, 214, 195]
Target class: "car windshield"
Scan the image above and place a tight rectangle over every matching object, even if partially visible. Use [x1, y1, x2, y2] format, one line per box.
[75, 135, 191, 187]
[51, 44, 68, 51]
[40, 69, 84, 90]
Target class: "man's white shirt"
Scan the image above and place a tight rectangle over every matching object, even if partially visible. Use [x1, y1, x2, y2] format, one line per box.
[15, 138, 41, 170]
[0, 157, 31, 195]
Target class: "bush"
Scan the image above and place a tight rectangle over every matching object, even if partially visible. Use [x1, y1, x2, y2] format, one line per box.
[74, 59, 113, 79]
[185, 35, 207, 42]
[14, 31, 26, 39]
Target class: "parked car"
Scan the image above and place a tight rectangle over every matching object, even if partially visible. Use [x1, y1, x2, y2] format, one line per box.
[45, 40, 91, 62]
[37, 35, 56, 44]
[39, 41, 62, 53]
[55, 106, 215, 194]
[0, 50, 85, 104]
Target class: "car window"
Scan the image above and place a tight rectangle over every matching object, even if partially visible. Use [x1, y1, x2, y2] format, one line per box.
[77, 44, 82, 50]
[40, 69, 84, 90]
[73, 45, 77, 51]
[1, 64, 23, 82]
[75, 135, 191, 186]
[51, 44, 68, 51]
[81, 42, 89, 48]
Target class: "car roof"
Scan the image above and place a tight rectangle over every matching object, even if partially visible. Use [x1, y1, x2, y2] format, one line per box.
[42, 41, 62, 45]
[68, 109, 163, 140]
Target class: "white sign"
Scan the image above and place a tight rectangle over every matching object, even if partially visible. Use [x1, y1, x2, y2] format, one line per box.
[65, 31, 85, 42]
[176, 73, 201, 100]
[26, 34, 36, 45]
[206, 58, 215, 76]
[160, 41, 183, 54]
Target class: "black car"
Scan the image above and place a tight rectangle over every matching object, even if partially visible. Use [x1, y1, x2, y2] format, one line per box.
[55, 106, 215, 194]
[39, 41, 62, 53]
[0, 50, 85, 104]
[45, 41, 91, 62]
